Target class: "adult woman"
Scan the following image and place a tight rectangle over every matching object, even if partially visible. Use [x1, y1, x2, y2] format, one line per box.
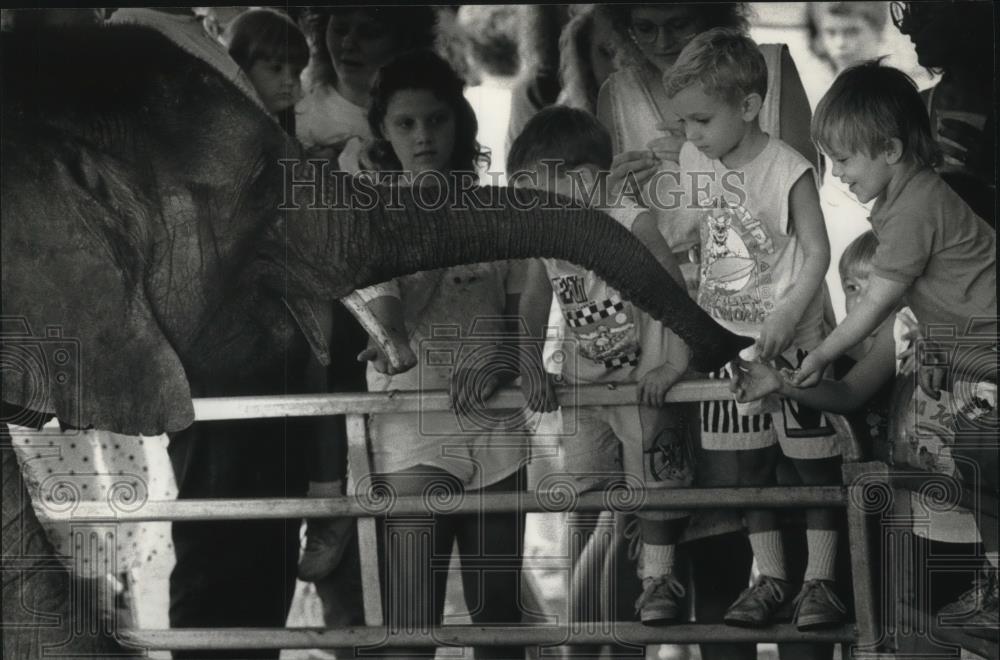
[295, 6, 438, 170]
[891, 0, 994, 225]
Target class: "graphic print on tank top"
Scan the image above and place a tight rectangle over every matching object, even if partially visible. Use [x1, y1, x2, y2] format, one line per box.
[551, 273, 640, 370]
[697, 197, 778, 326]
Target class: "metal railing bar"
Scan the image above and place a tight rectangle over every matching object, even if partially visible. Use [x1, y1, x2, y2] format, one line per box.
[39, 486, 847, 523]
[191, 380, 732, 420]
[121, 623, 856, 649]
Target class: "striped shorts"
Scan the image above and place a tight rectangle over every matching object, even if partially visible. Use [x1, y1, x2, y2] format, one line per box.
[700, 352, 841, 459]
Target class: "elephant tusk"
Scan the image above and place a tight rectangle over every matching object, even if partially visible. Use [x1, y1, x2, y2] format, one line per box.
[340, 291, 407, 373]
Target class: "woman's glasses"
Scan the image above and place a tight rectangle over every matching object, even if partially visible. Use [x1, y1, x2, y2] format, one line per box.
[629, 16, 695, 46]
[890, 1, 933, 31]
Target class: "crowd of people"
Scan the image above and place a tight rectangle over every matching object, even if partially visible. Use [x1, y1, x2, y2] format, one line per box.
[4, 4, 996, 660]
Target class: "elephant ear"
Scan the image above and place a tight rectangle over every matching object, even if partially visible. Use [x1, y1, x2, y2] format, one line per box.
[1, 136, 194, 436]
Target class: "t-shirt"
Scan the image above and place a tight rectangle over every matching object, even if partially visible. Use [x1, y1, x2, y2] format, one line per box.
[365, 263, 529, 490]
[295, 83, 370, 173]
[541, 201, 685, 385]
[680, 136, 824, 348]
[869, 166, 997, 338]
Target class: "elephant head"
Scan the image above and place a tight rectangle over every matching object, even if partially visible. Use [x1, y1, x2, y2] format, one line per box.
[1, 24, 751, 437]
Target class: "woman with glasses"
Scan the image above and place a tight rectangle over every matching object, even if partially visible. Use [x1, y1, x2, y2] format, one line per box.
[891, 0, 994, 226]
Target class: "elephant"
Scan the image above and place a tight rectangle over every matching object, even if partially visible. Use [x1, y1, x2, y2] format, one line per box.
[0, 22, 751, 657]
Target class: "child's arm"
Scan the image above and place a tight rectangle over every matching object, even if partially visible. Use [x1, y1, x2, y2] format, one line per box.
[451, 263, 529, 415]
[515, 260, 559, 413]
[791, 274, 907, 386]
[637, 349, 689, 407]
[757, 172, 830, 361]
[631, 210, 685, 285]
[732, 321, 897, 413]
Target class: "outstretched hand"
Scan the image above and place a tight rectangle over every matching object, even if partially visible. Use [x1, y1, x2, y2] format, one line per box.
[357, 337, 417, 375]
[787, 351, 826, 388]
[729, 358, 784, 403]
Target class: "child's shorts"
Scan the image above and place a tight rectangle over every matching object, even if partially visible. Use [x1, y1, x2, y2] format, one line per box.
[700, 352, 841, 460]
[556, 404, 693, 520]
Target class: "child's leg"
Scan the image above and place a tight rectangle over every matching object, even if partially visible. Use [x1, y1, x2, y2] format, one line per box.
[945, 403, 998, 629]
[455, 468, 527, 660]
[788, 456, 843, 581]
[560, 406, 623, 631]
[618, 404, 693, 624]
[373, 465, 460, 660]
[778, 386, 848, 630]
[701, 365, 793, 627]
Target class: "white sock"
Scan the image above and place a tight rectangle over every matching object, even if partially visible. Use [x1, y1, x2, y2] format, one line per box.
[640, 543, 676, 579]
[307, 479, 343, 498]
[803, 529, 838, 582]
[749, 531, 787, 580]
[986, 551, 999, 568]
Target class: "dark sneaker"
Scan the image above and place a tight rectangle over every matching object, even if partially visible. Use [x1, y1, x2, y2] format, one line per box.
[635, 573, 686, 626]
[724, 575, 793, 627]
[938, 573, 990, 621]
[962, 572, 999, 639]
[793, 580, 847, 630]
[297, 517, 355, 582]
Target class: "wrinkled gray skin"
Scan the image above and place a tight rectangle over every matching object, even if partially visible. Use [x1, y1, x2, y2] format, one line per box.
[0, 25, 750, 656]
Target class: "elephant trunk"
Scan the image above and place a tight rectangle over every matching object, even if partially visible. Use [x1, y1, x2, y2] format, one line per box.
[269, 181, 751, 373]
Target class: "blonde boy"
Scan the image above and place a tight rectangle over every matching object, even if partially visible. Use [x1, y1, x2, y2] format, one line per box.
[664, 28, 843, 630]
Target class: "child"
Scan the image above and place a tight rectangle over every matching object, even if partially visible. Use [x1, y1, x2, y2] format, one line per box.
[508, 105, 693, 626]
[807, 2, 887, 76]
[663, 28, 844, 629]
[795, 60, 998, 629]
[792, 61, 996, 391]
[353, 51, 529, 660]
[732, 231, 998, 633]
[225, 8, 308, 133]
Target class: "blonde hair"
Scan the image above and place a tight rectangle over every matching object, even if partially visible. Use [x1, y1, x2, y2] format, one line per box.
[812, 60, 941, 167]
[662, 27, 766, 105]
[838, 231, 878, 281]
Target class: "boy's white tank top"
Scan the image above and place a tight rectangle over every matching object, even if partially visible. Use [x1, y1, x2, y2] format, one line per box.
[607, 43, 784, 250]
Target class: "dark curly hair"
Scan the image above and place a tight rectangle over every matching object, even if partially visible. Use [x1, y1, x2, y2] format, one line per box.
[366, 50, 489, 175]
[597, 3, 750, 68]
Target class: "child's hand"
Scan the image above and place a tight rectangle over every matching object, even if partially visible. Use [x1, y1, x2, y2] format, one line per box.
[638, 364, 685, 407]
[608, 150, 659, 197]
[788, 351, 827, 388]
[357, 337, 417, 375]
[450, 367, 502, 417]
[756, 309, 797, 362]
[729, 358, 783, 402]
[521, 370, 559, 413]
